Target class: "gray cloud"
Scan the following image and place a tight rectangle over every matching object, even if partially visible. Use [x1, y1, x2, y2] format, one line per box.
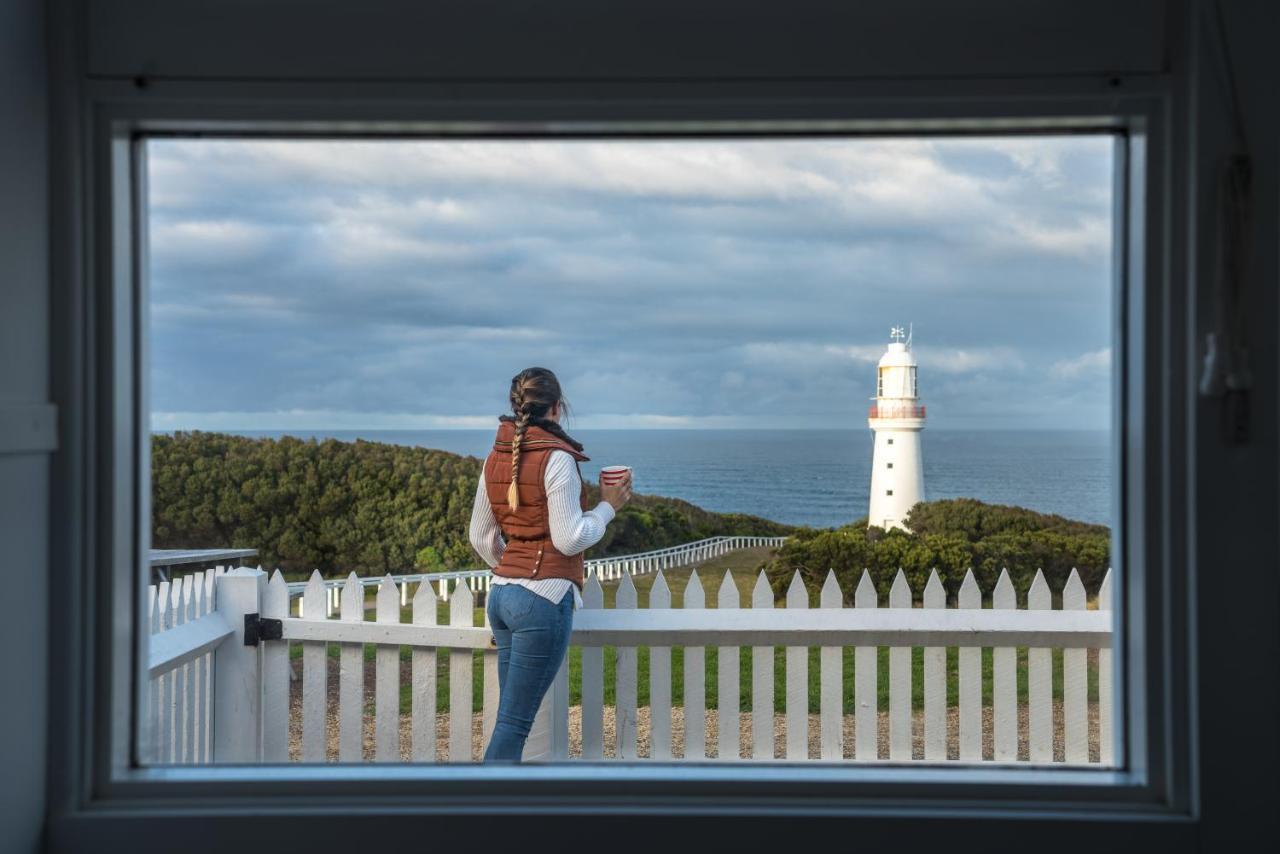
[147, 135, 1113, 430]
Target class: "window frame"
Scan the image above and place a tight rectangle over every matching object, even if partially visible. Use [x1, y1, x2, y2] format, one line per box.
[49, 69, 1195, 854]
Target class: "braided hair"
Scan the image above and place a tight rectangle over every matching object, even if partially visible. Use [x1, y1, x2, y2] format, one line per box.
[507, 367, 571, 510]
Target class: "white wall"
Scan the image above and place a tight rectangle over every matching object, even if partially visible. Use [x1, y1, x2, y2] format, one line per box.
[0, 1, 49, 852]
[868, 428, 925, 529]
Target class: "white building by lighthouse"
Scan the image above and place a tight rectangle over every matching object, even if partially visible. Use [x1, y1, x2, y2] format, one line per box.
[867, 326, 926, 530]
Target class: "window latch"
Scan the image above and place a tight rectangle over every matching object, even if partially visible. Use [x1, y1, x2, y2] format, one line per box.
[244, 613, 284, 646]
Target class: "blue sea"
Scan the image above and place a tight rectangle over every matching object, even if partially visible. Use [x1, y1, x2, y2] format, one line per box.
[228, 429, 1112, 529]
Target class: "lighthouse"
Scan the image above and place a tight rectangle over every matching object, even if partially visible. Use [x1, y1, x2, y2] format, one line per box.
[867, 325, 926, 530]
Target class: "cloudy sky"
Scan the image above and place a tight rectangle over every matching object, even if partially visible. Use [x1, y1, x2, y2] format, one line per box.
[147, 134, 1113, 431]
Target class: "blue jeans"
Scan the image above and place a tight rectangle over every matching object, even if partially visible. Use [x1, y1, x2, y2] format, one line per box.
[483, 584, 575, 762]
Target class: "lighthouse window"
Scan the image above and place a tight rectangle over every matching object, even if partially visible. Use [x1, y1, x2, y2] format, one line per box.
[886, 489, 894, 496]
[887, 438, 894, 445]
[887, 462, 894, 469]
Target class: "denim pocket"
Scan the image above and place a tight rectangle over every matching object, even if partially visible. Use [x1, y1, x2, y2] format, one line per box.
[503, 584, 539, 621]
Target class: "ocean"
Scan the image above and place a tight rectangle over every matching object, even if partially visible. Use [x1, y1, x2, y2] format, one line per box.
[228, 428, 1112, 529]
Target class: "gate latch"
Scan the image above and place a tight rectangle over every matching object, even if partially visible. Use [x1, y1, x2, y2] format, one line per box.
[244, 613, 284, 646]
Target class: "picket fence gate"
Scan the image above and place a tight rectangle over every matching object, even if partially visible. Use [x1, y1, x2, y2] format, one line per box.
[143, 563, 1113, 766]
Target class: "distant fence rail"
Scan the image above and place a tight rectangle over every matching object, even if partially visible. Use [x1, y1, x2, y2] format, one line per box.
[142, 558, 1114, 766]
[284, 535, 788, 615]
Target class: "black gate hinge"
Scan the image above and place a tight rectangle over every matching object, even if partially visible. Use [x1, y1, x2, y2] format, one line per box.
[244, 613, 284, 646]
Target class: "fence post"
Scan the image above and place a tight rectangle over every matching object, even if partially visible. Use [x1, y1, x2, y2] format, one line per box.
[550, 655, 570, 760]
[212, 567, 266, 763]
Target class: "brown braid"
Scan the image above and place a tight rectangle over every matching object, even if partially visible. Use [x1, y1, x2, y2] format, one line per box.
[506, 367, 568, 509]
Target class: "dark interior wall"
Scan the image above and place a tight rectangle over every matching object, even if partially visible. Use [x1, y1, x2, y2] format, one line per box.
[0, 0, 49, 853]
[86, 0, 1167, 81]
[1190, 1, 1280, 847]
[10, 0, 1278, 851]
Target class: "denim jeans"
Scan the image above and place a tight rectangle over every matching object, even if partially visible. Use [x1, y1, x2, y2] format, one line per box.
[482, 584, 575, 762]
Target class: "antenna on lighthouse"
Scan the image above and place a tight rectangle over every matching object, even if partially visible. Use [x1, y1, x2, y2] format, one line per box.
[906, 322, 913, 350]
[890, 325, 905, 342]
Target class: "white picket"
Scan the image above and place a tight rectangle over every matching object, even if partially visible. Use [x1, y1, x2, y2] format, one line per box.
[372, 577, 401, 762]
[958, 569, 981, 761]
[716, 571, 740, 760]
[615, 572, 638, 760]
[1098, 569, 1114, 766]
[1062, 569, 1087, 763]
[923, 570, 946, 761]
[146, 583, 159, 763]
[158, 580, 175, 762]
[820, 570, 844, 760]
[649, 571, 672, 761]
[888, 570, 911, 760]
[201, 568, 217, 761]
[172, 579, 189, 762]
[448, 580, 474, 761]
[411, 580, 438, 762]
[1027, 570, 1052, 763]
[185, 574, 201, 763]
[683, 571, 706, 760]
[261, 571, 291, 762]
[785, 571, 809, 760]
[337, 573, 364, 762]
[992, 570, 1017, 762]
[853, 571, 878, 761]
[481, 596, 499, 759]
[580, 572, 604, 760]
[751, 571, 775, 760]
[302, 571, 329, 762]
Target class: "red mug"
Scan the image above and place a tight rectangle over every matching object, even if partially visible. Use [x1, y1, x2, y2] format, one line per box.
[600, 465, 632, 485]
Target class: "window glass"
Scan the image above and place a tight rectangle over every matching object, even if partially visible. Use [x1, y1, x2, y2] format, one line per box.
[142, 135, 1116, 768]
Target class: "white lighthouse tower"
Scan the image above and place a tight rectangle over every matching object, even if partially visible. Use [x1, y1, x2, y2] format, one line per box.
[867, 325, 926, 530]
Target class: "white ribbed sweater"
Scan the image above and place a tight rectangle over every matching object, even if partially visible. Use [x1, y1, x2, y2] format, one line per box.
[468, 450, 616, 609]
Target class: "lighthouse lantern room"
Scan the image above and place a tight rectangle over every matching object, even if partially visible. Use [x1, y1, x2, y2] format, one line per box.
[867, 325, 926, 530]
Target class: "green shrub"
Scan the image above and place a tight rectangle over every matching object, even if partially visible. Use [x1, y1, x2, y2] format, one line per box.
[765, 498, 1110, 603]
[152, 431, 799, 578]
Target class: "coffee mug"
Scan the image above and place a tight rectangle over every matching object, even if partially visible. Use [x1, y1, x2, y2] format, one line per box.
[600, 465, 632, 485]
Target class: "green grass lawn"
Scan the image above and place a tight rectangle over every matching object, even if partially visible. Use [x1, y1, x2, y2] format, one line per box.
[288, 547, 1099, 715]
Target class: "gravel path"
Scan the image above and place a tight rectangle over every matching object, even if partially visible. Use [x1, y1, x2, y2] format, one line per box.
[287, 657, 1101, 763]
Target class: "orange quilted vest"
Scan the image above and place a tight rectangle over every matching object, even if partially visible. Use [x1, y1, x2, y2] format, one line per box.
[483, 416, 592, 588]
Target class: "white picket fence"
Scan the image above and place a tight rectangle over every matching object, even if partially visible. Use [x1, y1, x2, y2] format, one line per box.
[142, 562, 1113, 766]
[286, 535, 788, 616]
[144, 567, 228, 763]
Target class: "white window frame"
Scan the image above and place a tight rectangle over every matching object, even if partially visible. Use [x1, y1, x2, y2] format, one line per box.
[45, 2, 1216, 850]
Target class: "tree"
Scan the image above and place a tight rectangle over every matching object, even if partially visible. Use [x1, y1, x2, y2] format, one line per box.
[415, 546, 446, 572]
[764, 498, 1110, 604]
[152, 431, 799, 579]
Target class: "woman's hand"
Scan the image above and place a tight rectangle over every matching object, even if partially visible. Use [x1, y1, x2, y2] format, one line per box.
[600, 471, 633, 511]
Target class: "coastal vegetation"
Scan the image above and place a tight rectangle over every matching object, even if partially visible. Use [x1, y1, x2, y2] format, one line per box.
[763, 498, 1110, 603]
[152, 432, 1109, 599]
[151, 431, 796, 579]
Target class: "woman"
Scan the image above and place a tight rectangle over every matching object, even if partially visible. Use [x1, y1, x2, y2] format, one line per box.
[468, 367, 633, 761]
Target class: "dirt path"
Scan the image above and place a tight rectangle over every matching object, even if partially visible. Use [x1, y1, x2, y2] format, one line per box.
[288, 657, 1101, 763]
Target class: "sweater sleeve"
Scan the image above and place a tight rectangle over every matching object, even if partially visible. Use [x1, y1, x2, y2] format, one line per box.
[468, 470, 506, 568]
[545, 451, 615, 556]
